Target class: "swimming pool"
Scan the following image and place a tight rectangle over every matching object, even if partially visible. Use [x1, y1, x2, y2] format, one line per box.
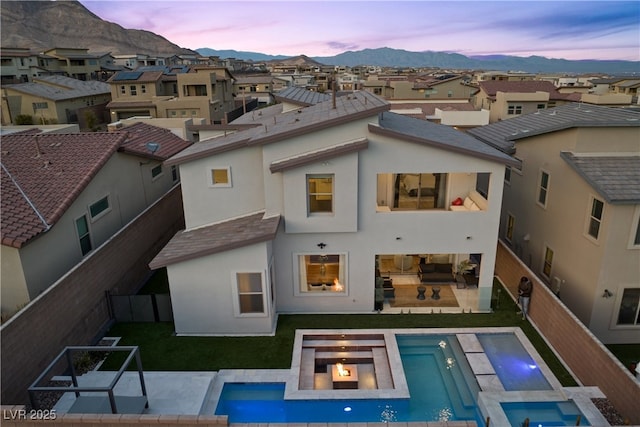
[477, 333, 553, 391]
[213, 330, 586, 423]
[215, 333, 480, 422]
[501, 401, 591, 426]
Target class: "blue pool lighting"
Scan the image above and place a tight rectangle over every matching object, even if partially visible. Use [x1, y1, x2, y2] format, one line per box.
[344, 406, 352, 412]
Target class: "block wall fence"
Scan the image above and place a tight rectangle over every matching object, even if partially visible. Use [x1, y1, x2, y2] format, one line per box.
[1, 186, 185, 406]
[495, 240, 640, 424]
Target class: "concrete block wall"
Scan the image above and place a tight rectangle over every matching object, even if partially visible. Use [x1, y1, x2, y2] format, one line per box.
[0, 186, 185, 406]
[495, 240, 640, 424]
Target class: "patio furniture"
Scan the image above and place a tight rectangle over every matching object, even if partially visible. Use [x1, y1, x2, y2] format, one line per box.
[417, 285, 426, 300]
[431, 286, 441, 300]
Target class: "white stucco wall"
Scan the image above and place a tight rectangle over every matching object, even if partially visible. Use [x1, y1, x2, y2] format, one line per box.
[1, 245, 30, 315]
[179, 145, 265, 229]
[167, 241, 276, 335]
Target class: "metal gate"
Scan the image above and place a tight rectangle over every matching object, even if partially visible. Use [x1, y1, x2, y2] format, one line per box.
[109, 294, 173, 322]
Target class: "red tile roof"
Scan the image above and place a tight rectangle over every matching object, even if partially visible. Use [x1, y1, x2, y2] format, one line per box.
[1, 132, 126, 248]
[118, 122, 193, 161]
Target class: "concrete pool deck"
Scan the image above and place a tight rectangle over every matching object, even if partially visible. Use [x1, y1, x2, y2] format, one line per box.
[52, 327, 611, 425]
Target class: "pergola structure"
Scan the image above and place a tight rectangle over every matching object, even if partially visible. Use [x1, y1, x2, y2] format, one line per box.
[29, 346, 148, 414]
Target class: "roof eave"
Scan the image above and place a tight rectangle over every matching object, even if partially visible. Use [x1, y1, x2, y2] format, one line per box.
[369, 123, 520, 167]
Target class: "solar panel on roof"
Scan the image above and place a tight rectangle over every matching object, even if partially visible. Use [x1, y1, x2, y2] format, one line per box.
[113, 71, 143, 81]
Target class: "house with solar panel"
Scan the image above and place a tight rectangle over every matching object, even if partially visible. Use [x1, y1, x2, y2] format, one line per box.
[468, 103, 640, 344]
[106, 66, 235, 124]
[149, 88, 519, 336]
[0, 123, 192, 317]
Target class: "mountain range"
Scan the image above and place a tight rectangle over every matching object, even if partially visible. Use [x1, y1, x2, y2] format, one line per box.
[198, 47, 639, 75]
[2, 0, 637, 75]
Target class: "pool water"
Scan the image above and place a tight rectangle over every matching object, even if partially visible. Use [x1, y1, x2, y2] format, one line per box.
[477, 333, 553, 391]
[501, 401, 591, 426]
[216, 334, 481, 422]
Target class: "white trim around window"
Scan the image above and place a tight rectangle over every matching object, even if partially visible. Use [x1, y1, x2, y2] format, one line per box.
[231, 270, 267, 317]
[537, 169, 550, 209]
[293, 252, 348, 296]
[505, 212, 515, 243]
[612, 287, 640, 328]
[151, 164, 163, 181]
[628, 205, 640, 249]
[584, 194, 604, 243]
[88, 194, 111, 222]
[541, 244, 554, 280]
[208, 166, 232, 188]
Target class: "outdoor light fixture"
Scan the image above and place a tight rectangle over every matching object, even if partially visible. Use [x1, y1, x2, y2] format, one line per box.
[602, 289, 613, 298]
[317, 242, 326, 249]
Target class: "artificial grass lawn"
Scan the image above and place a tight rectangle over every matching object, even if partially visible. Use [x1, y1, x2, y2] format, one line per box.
[102, 281, 578, 387]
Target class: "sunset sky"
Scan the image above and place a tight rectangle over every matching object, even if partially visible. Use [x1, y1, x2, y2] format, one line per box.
[79, 0, 640, 61]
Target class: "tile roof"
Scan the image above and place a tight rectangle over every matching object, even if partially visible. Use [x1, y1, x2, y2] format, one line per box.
[118, 122, 192, 161]
[3, 75, 110, 100]
[560, 153, 640, 204]
[1, 132, 126, 248]
[149, 212, 281, 269]
[478, 80, 566, 100]
[273, 86, 332, 106]
[166, 90, 389, 166]
[468, 103, 640, 154]
[370, 112, 519, 167]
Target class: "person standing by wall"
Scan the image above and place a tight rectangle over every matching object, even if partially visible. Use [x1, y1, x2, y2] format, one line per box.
[518, 276, 533, 320]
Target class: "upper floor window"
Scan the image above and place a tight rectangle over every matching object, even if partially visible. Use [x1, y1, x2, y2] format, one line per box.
[141, 84, 146, 94]
[537, 104, 546, 110]
[504, 166, 512, 184]
[183, 84, 207, 96]
[587, 196, 604, 240]
[120, 85, 126, 94]
[130, 85, 137, 96]
[171, 165, 179, 183]
[378, 173, 448, 211]
[89, 195, 111, 221]
[507, 105, 523, 115]
[537, 170, 550, 208]
[210, 167, 231, 187]
[151, 165, 163, 179]
[32, 102, 48, 110]
[617, 288, 640, 326]
[307, 175, 333, 214]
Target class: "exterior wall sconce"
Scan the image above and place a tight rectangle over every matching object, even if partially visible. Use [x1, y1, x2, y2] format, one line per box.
[602, 289, 613, 298]
[317, 242, 326, 249]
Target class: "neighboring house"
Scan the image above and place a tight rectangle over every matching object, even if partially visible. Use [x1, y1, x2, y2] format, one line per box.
[41, 48, 103, 81]
[389, 75, 476, 100]
[468, 103, 640, 344]
[0, 47, 40, 84]
[106, 66, 235, 124]
[472, 80, 577, 123]
[2, 75, 111, 127]
[0, 123, 192, 316]
[149, 88, 518, 336]
[234, 75, 276, 106]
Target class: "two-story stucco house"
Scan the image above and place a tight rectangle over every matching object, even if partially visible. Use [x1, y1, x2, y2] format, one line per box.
[149, 89, 518, 336]
[469, 103, 640, 344]
[0, 123, 192, 317]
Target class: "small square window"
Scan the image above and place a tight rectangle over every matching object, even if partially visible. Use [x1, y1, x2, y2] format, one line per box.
[210, 168, 231, 187]
[504, 166, 512, 184]
[130, 85, 137, 96]
[171, 165, 179, 182]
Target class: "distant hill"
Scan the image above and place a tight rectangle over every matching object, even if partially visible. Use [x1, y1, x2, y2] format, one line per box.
[1, 0, 195, 55]
[198, 46, 639, 75]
